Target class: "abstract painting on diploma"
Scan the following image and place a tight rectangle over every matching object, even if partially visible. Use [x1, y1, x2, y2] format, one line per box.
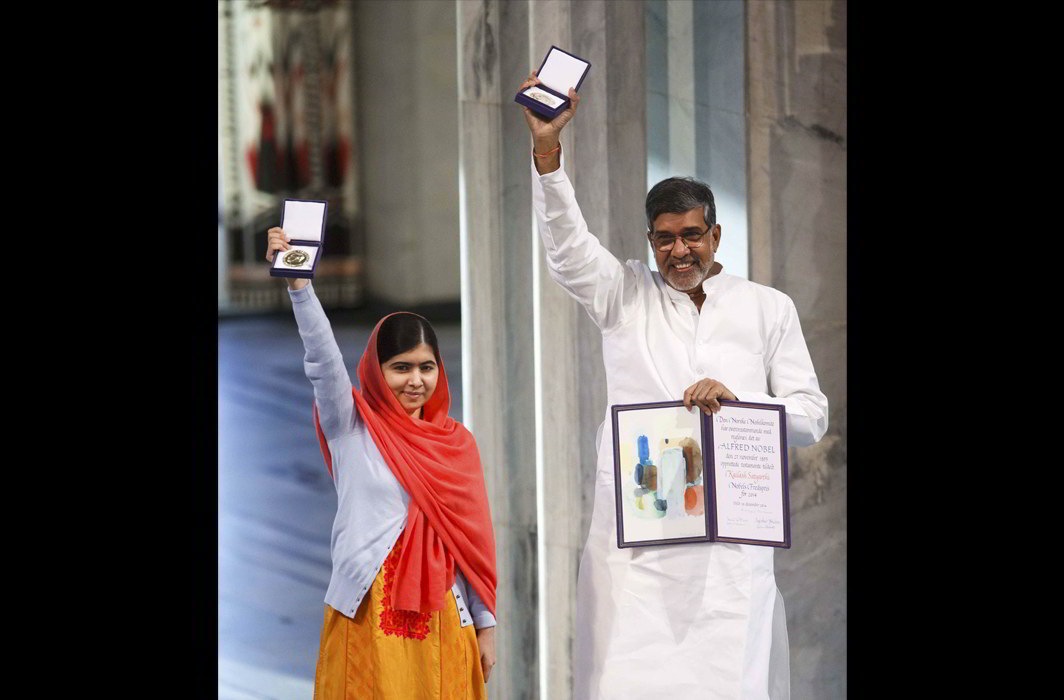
[612, 402, 711, 547]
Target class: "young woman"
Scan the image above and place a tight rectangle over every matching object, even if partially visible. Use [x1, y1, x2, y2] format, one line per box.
[267, 227, 498, 699]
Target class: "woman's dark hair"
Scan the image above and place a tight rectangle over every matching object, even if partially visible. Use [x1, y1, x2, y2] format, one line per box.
[377, 313, 441, 364]
[645, 177, 716, 231]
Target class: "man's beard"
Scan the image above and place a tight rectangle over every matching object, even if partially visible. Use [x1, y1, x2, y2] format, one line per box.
[663, 256, 712, 292]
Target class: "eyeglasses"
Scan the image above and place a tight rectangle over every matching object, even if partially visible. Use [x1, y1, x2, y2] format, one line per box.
[647, 227, 711, 252]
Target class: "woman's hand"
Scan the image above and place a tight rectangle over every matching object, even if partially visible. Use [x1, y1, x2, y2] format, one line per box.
[683, 378, 737, 415]
[266, 227, 308, 290]
[476, 625, 496, 683]
[518, 70, 579, 174]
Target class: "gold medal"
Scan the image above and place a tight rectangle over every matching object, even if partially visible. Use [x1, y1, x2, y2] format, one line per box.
[282, 249, 309, 267]
[529, 91, 559, 107]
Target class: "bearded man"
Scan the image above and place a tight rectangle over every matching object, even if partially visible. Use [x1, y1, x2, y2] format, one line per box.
[518, 72, 828, 700]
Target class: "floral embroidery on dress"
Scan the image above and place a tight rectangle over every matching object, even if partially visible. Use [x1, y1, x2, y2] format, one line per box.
[379, 540, 432, 640]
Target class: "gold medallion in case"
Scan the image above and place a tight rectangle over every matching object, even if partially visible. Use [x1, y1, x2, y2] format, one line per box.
[283, 249, 309, 267]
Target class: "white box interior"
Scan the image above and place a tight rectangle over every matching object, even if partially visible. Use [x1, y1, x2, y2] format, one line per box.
[272, 244, 319, 272]
[522, 85, 565, 109]
[282, 200, 327, 243]
[537, 48, 589, 95]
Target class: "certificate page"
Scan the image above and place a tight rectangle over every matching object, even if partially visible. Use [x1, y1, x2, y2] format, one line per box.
[711, 404, 787, 544]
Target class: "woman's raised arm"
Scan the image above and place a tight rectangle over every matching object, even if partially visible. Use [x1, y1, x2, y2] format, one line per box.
[267, 227, 356, 441]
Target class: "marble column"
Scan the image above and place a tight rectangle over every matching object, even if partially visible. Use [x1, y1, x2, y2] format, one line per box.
[747, 2, 848, 698]
[357, 0, 462, 306]
[666, 0, 695, 177]
[647, 0, 749, 278]
[530, 3, 648, 697]
[459, 2, 646, 698]
[457, 2, 537, 699]
[693, 0, 748, 279]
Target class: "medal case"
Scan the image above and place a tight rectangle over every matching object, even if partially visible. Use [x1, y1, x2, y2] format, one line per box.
[514, 46, 591, 120]
[270, 198, 328, 279]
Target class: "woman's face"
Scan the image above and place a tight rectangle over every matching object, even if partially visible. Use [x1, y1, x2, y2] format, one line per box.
[380, 342, 439, 418]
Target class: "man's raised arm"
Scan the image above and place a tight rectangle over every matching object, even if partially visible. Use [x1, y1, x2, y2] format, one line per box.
[518, 71, 638, 332]
[518, 70, 575, 176]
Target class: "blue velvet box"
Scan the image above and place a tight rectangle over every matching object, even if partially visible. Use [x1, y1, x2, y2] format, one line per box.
[270, 198, 328, 279]
[514, 45, 591, 120]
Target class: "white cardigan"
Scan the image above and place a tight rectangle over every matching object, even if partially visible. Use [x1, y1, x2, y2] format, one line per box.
[289, 283, 496, 629]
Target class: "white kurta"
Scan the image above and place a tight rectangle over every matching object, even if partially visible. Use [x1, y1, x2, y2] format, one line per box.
[531, 158, 828, 700]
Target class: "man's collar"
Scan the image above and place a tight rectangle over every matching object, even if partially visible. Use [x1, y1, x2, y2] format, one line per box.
[701, 262, 725, 292]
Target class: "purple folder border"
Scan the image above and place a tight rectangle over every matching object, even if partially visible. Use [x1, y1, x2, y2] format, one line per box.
[611, 399, 790, 550]
[269, 198, 329, 279]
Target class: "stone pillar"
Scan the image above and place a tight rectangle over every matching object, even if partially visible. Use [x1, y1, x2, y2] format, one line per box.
[544, 5, 647, 697]
[458, 2, 646, 698]
[647, 0, 749, 278]
[358, 0, 461, 306]
[693, 0, 748, 279]
[666, 0, 695, 177]
[457, 2, 537, 699]
[746, 2, 848, 698]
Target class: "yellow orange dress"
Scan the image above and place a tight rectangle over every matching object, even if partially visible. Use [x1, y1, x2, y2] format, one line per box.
[313, 539, 487, 700]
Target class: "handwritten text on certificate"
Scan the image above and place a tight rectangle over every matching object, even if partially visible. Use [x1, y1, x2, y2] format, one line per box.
[712, 405, 786, 543]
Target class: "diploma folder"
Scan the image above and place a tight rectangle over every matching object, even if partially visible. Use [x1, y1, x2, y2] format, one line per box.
[611, 400, 791, 549]
[269, 198, 328, 279]
[514, 45, 591, 120]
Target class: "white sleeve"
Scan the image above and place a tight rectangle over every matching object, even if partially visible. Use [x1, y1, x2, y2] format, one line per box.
[738, 295, 829, 447]
[288, 282, 357, 442]
[531, 154, 640, 331]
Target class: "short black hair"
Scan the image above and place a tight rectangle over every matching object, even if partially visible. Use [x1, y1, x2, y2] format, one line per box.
[645, 177, 716, 231]
[376, 313, 441, 365]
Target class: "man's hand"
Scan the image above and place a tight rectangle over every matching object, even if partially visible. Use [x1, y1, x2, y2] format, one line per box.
[518, 70, 580, 174]
[266, 226, 308, 290]
[476, 626, 496, 683]
[683, 379, 737, 415]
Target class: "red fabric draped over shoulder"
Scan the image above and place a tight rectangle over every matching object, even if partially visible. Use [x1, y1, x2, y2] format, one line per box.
[313, 313, 497, 617]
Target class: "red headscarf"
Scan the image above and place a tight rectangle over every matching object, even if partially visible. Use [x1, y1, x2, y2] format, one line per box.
[313, 312, 496, 616]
